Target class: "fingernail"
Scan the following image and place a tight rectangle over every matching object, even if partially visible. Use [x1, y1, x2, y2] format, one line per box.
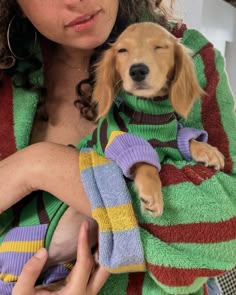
[35, 248, 47, 259]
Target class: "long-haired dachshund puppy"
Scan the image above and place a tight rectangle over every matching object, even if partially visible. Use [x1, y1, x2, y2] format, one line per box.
[91, 22, 225, 216]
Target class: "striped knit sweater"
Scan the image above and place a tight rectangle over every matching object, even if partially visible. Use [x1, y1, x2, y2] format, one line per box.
[83, 92, 208, 178]
[0, 23, 236, 295]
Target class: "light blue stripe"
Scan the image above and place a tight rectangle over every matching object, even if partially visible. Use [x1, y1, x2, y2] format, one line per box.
[81, 160, 132, 209]
[99, 228, 144, 269]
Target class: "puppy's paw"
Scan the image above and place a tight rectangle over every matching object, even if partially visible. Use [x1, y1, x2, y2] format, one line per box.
[134, 165, 163, 217]
[190, 140, 225, 170]
[138, 177, 163, 217]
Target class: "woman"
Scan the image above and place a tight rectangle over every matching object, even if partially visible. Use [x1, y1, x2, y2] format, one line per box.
[0, 0, 236, 294]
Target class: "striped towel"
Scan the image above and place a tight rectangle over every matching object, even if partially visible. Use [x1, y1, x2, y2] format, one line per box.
[79, 148, 146, 273]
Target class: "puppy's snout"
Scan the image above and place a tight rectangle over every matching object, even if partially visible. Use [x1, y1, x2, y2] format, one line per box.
[129, 63, 149, 82]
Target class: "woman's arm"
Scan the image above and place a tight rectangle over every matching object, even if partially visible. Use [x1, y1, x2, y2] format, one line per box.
[0, 142, 91, 216]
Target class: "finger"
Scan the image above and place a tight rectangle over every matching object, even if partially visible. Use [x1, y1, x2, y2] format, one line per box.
[67, 221, 94, 289]
[12, 248, 48, 295]
[87, 266, 110, 294]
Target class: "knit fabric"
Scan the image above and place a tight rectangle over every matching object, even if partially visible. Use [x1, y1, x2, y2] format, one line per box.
[78, 27, 236, 294]
[0, 23, 235, 295]
[79, 149, 146, 273]
[0, 191, 69, 295]
[103, 94, 208, 177]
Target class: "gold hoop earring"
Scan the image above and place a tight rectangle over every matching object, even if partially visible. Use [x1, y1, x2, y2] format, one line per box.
[7, 14, 38, 60]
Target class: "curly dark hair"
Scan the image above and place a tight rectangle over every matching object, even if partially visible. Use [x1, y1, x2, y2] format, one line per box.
[0, 0, 177, 120]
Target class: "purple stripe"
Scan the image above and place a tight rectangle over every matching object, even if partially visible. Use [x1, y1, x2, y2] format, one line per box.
[42, 264, 70, 284]
[0, 225, 48, 277]
[0, 252, 35, 276]
[0, 281, 15, 295]
[2, 224, 47, 242]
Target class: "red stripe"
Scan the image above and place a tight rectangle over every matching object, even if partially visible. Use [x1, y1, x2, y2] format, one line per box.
[199, 43, 233, 173]
[160, 163, 216, 187]
[127, 272, 145, 295]
[148, 263, 225, 287]
[141, 216, 236, 243]
[0, 75, 16, 159]
[204, 283, 209, 295]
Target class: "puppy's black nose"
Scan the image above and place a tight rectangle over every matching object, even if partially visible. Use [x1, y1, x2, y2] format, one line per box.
[129, 63, 149, 82]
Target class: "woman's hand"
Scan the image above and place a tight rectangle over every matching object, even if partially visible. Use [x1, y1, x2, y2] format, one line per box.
[12, 221, 110, 295]
[0, 142, 91, 216]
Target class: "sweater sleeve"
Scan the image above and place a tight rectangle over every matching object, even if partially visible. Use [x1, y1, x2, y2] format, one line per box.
[105, 132, 161, 179]
[177, 122, 208, 161]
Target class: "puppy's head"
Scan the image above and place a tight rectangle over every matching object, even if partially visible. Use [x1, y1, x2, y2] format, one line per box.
[93, 22, 204, 120]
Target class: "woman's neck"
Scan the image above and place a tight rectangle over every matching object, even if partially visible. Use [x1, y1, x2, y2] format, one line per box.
[54, 45, 94, 72]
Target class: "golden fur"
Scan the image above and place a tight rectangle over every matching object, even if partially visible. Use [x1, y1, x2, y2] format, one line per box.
[92, 22, 225, 216]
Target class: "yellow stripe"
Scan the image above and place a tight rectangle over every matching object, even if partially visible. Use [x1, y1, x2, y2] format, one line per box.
[64, 262, 74, 271]
[106, 131, 125, 148]
[92, 204, 138, 232]
[0, 273, 18, 282]
[106, 264, 146, 273]
[0, 240, 44, 253]
[79, 150, 112, 171]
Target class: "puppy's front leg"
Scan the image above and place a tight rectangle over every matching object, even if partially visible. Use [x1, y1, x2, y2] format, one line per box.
[132, 163, 163, 217]
[190, 139, 225, 170]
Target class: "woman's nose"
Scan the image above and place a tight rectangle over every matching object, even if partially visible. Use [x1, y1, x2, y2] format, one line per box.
[64, 0, 84, 10]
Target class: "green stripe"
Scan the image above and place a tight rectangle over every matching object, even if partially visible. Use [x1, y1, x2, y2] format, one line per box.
[42, 192, 66, 220]
[129, 121, 177, 142]
[121, 92, 173, 115]
[141, 228, 236, 270]
[12, 43, 43, 151]
[13, 86, 38, 150]
[182, 54, 206, 130]
[99, 273, 129, 295]
[182, 29, 209, 54]
[131, 172, 236, 226]
[44, 195, 68, 249]
[0, 209, 14, 243]
[19, 198, 40, 226]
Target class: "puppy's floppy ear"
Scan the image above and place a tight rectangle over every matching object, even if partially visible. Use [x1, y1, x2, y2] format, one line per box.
[93, 47, 120, 121]
[169, 41, 204, 118]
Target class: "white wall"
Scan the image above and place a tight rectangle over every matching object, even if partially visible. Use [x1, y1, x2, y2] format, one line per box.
[175, 0, 236, 96]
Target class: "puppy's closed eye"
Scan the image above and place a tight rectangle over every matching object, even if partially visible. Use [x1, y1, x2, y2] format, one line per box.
[154, 45, 169, 50]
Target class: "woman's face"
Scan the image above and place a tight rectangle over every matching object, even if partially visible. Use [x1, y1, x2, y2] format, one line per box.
[16, 0, 119, 50]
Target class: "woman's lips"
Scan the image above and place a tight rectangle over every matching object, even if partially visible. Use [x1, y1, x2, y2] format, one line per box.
[65, 11, 100, 31]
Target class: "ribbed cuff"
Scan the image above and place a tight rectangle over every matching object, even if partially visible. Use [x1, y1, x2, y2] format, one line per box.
[177, 127, 208, 160]
[42, 264, 71, 285]
[105, 134, 160, 179]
